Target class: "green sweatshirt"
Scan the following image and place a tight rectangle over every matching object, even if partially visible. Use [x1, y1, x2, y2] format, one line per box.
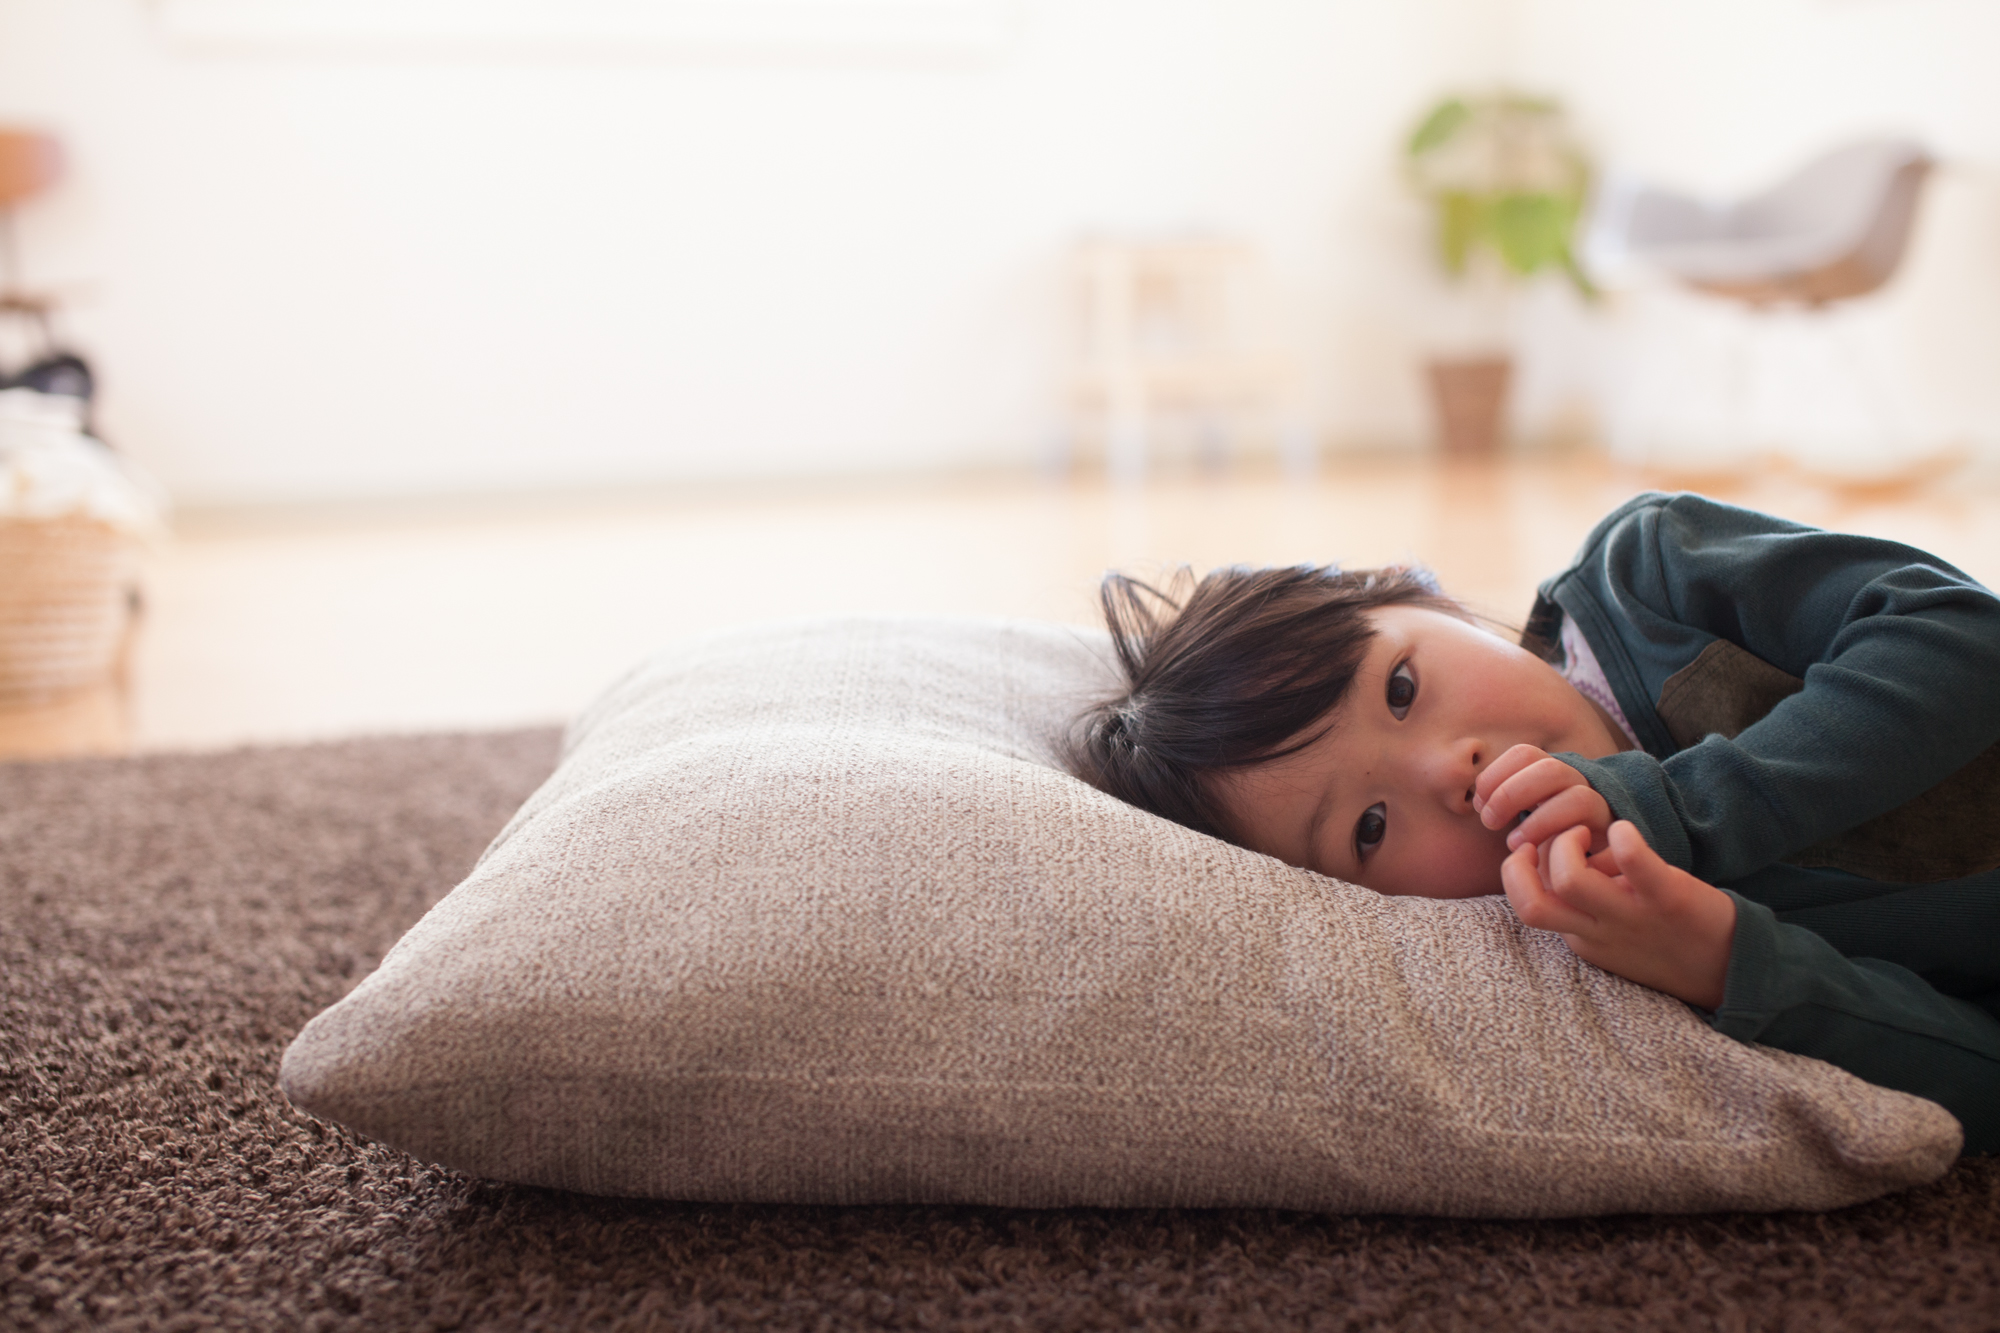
[1526, 492, 2000, 1155]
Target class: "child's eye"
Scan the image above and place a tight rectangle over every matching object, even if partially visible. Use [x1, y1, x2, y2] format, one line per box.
[1386, 662, 1416, 720]
[1355, 802, 1388, 859]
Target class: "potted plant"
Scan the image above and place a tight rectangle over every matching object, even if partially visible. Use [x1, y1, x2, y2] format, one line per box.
[1404, 93, 1592, 455]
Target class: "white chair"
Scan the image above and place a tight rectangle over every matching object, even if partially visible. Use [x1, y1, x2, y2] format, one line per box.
[1583, 139, 1945, 485]
[1588, 139, 1931, 305]
[1064, 237, 1297, 483]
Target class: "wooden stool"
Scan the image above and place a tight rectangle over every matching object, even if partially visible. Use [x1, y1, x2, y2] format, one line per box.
[1066, 237, 1297, 482]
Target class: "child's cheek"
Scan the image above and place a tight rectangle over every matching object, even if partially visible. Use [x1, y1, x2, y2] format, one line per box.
[1392, 823, 1512, 900]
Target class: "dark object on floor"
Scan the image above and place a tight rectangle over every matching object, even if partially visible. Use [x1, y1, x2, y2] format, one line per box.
[6, 351, 93, 403]
[1, 352, 100, 440]
[2, 731, 1997, 1332]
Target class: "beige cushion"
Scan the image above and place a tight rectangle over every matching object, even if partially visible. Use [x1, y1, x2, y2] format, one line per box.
[280, 618, 1961, 1216]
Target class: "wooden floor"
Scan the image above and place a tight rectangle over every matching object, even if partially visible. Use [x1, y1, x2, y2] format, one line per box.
[6, 452, 2000, 758]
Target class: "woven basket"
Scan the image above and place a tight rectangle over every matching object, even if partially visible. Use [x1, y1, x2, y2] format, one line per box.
[0, 516, 142, 707]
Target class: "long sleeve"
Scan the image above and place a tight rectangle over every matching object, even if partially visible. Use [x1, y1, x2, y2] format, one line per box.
[1714, 889, 2000, 1154]
[1543, 494, 2000, 884]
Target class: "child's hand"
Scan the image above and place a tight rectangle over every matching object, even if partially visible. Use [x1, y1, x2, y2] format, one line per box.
[1473, 744, 1614, 853]
[1500, 821, 1736, 1010]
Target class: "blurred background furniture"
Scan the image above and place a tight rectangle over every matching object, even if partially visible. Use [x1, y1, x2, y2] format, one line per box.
[0, 127, 146, 762]
[0, 507, 142, 759]
[0, 128, 94, 416]
[1585, 139, 1952, 488]
[1591, 139, 1931, 306]
[1065, 237, 1296, 482]
[0, 128, 63, 351]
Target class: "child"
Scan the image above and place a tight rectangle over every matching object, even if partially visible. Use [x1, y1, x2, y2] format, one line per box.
[1070, 491, 2000, 1154]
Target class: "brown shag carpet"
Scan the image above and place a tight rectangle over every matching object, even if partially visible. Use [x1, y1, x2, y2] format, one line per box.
[3, 730, 1998, 1332]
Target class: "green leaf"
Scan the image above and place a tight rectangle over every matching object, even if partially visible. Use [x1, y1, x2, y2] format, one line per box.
[1488, 193, 1566, 274]
[1557, 245, 1600, 300]
[1437, 191, 1480, 274]
[1495, 92, 1561, 118]
[1407, 98, 1470, 159]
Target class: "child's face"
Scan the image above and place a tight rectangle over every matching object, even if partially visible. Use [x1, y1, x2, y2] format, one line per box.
[1214, 605, 1626, 899]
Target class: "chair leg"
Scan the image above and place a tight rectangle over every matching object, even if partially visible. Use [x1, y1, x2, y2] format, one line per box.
[1826, 311, 1911, 454]
[1280, 417, 1316, 480]
[1107, 381, 1147, 486]
[1194, 411, 1229, 473]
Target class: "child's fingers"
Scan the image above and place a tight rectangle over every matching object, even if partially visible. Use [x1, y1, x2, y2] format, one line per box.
[1479, 755, 1591, 832]
[1600, 821, 1736, 1009]
[1472, 744, 1549, 815]
[1606, 820, 1666, 879]
[1605, 821, 1715, 917]
[1541, 824, 1630, 921]
[1501, 839, 1597, 936]
[1506, 783, 1613, 851]
[1602, 821, 1687, 911]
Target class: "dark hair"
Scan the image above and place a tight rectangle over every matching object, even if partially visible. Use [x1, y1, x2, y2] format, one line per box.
[1065, 564, 1471, 844]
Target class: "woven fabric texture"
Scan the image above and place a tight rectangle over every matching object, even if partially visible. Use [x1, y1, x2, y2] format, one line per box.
[280, 617, 1960, 1216]
[0, 517, 138, 703]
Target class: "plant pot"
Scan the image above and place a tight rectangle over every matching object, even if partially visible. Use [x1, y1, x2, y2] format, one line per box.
[1425, 355, 1512, 457]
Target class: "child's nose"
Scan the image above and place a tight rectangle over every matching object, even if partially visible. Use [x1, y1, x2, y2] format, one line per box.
[1434, 740, 1487, 812]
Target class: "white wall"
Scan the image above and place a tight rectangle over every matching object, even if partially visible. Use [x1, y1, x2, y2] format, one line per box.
[0, 0, 1502, 506]
[4, 0, 1998, 506]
